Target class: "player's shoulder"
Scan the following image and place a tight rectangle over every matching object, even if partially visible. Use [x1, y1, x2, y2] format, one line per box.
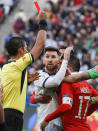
[82, 80, 89, 84]
[2, 60, 16, 69]
[38, 70, 45, 74]
[72, 80, 90, 87]
[38, 69, 49, 76]
[34, 69, 49, 85]
[76, 80, 93, 92]
[82, 80, 92, 87]
[61, 82, 72, 88]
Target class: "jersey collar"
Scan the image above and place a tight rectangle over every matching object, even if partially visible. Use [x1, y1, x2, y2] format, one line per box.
[42, 68, 56, 76]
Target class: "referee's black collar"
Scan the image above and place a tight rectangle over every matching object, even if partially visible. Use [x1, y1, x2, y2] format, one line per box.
[8, 59, 16, 62]
[4, 59, 16, 65]
[8, 59, 16, 63]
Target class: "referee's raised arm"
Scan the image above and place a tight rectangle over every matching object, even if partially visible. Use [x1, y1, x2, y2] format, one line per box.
[30, 11, 47, 61]
[2, 11, 47, 131]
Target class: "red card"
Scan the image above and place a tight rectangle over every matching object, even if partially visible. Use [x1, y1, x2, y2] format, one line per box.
[34, 1, 40, 13]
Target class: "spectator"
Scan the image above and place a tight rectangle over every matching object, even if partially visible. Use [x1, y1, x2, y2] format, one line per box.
[0, 4, 5, 23]
[0, 0, 14, 15]
[1, 0, 98, 93]
[13, 18, 26, 34]
[14, 9, 27, 22]
[4, 32, 13, 46]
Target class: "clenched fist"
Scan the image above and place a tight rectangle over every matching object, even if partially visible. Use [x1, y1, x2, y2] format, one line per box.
[39, 11, 47, 20]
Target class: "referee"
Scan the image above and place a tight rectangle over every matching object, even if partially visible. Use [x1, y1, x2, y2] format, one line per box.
[1, 11, 47, 131]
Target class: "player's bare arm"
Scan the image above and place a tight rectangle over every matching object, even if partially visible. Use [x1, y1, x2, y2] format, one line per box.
[94, 96, 98, 103]
[30, 11, 47, 61]
[64, 71, 91, 83]
[64, 46, 73, 61]
[31, 93, 52, 104]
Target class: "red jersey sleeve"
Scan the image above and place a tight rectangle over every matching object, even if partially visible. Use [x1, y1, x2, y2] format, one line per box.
[30, 91, 36, 104]
[61, 83, 74, 98]
[61, 83, 74, 106]
[45, 83, 73, 122]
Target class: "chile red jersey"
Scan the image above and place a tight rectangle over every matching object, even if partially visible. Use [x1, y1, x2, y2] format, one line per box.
[58, 81, 98, 131]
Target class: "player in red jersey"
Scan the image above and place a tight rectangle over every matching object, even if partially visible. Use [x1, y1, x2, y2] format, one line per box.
[41, 56, 98, 131]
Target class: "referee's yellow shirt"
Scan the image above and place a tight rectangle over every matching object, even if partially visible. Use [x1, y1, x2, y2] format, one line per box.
[0, 68, 3, 102]
[1, 53, 33, 113]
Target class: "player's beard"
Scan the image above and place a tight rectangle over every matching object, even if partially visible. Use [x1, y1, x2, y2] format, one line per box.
[46, 64, 58, 72]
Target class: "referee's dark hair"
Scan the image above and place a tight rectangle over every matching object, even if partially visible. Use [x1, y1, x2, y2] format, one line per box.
[5, 37, 26, 56]
[44, 46, 59, 55]
[68, 56, 80, 72]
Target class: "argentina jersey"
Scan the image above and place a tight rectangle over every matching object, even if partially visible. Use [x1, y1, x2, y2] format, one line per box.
[34, 69, 63, 130]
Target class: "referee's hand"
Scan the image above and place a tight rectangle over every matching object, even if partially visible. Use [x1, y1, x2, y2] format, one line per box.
[39, 11, 47, 20]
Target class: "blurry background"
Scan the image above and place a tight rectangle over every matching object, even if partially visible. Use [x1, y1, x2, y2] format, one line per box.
[0, 0, 98, 131]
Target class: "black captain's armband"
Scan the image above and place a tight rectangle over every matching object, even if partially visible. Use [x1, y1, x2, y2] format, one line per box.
[29, 53, 34, 63]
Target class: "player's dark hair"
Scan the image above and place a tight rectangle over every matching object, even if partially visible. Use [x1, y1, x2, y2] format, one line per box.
[59, 46, 67, 50]
[5, 37, 26, 56]
[59, 46, 75, 59]
[44, 46, 59, 55]
[68, 56, 80, 72]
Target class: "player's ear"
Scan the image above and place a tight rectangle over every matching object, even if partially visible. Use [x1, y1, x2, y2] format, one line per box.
[17, 48, 21, 54]
[18, 48, 24, 56]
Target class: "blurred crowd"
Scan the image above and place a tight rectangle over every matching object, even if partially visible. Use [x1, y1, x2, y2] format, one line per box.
[0, 0, 98, 93]
[0, 0, 18, 23]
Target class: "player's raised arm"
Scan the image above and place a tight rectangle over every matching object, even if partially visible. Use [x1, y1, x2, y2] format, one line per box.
[43, 47, 73, 88]
[64, 65, 98, 83]
[30, 11, 47, 61]
[64, 71, 91, 83]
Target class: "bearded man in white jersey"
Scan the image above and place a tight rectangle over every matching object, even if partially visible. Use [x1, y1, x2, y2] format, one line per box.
[30, 46, 73, 131]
